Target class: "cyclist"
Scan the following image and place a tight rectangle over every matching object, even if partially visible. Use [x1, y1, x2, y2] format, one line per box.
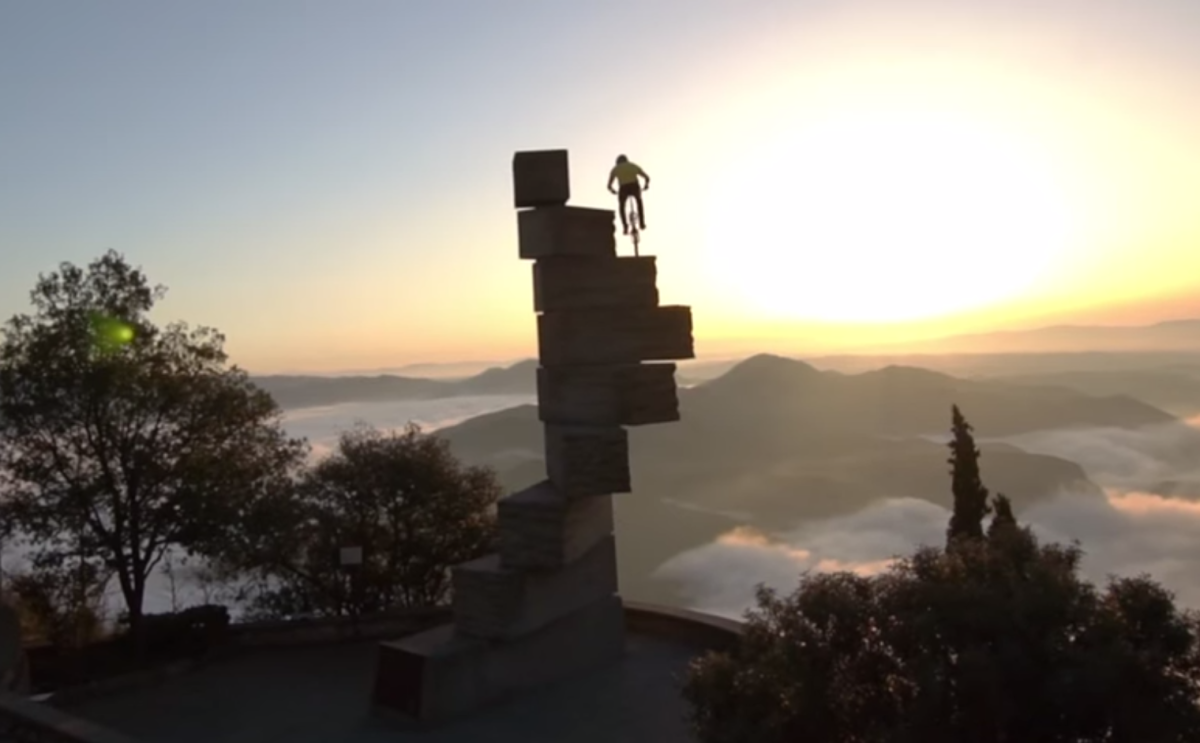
[607, 154, 650, 234]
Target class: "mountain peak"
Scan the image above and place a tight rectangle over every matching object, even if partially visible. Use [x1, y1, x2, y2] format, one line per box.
[703, 354, 820, 392]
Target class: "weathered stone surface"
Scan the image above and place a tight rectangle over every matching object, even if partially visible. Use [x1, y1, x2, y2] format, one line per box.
[512, 149, 570, 208]
[538, 363, 678, 427]
[544, 424, 630, 498]
[533, 256, 658, 312]
[538, 306, 694, 366]
[518, 206, 616, 260]
[498, 481, 615, 570]
[453, 536, 618, 640]
[373, 595, 625, 725]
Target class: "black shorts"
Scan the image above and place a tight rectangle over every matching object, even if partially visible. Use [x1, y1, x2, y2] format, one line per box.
[617, 182, 641, 198]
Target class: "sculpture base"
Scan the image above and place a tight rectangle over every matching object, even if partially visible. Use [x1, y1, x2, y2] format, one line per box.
[372, 595, 626, 726]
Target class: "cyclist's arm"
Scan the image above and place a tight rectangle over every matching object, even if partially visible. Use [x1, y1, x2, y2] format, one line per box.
[607, 168, 618, 191]
[640, 169, 651, 188]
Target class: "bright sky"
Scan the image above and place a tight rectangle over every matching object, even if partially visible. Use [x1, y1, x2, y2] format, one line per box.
[3, 0, 1199, 373]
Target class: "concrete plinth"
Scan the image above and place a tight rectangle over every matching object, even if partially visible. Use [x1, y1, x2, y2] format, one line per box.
[544, 424, 630, 498]
[498, 482, 614, 570]
[533, 256, 658, 312]
[538, 363, 679, 426]
[452, 536, 618, 640]
[512, 150, 570, 208]
[373, 595, 626, 725]
[518, 206, 616, 260]
[538, 305, 694, 366]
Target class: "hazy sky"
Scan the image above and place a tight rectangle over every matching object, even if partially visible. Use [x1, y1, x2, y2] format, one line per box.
[3, 0, 1199, 372]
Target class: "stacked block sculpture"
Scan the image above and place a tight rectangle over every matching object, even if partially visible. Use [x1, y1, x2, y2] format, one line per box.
[371, 149, 694, 725]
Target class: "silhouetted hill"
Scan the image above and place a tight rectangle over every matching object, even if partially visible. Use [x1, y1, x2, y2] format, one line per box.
[429, 355, 1181, 603]
[993, 369, 1200, 416]
[686, 354, 1173, 437]
[254, 360, 538, 408]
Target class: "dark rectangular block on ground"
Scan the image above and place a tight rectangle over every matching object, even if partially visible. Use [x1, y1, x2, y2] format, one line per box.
[533, 256, 658, 312]
[544, 424, 631, 498]
[373, 595, 626, 725]
[498, 481, 615, 570]
[452, 535, 618, 640]
[538, 305, 694, 366]
[538, 363, 679, 426]
[512, 149, 570, 208]
[518, 206, 616, 260]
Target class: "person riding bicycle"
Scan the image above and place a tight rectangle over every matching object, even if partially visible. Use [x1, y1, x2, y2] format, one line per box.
[607, 154, 650, 234]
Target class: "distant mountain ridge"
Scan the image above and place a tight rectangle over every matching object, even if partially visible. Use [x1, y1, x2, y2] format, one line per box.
[254, 359, 538, 409]
[872, 318, 1200, 354]
[432, 352, 1186, 605]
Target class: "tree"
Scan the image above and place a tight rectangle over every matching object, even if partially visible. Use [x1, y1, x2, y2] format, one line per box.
[946, 404, 991, 545]
[0, 251, 305, 644]
[683, 410, 1200, 743]
[217, 423, 500, 619]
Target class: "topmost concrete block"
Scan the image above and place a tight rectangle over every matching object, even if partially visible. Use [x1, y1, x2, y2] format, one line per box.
[513, 150, 570, 208]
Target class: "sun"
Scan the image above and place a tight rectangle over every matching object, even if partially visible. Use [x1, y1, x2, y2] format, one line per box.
[701, 109, 1080, 323]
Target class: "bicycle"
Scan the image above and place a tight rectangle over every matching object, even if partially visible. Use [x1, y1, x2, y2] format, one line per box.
[625, 195, 642, 256]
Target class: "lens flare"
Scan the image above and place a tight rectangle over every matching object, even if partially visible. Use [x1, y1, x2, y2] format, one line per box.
[88, 312, 136, 353]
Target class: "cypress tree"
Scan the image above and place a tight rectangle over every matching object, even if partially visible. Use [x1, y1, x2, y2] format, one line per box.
[946, 404, 992, 545]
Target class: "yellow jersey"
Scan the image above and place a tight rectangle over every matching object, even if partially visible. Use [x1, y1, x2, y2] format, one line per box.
[610, 161, 645, 186]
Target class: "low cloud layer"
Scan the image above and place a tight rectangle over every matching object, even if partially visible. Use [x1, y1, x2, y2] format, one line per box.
[282, 394, 535, 460]
[657, 416, 1200, 620]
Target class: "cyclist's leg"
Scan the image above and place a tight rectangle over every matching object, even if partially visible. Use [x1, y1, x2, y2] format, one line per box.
[633, 187, 646, 229]
[617, 186, 632, 233]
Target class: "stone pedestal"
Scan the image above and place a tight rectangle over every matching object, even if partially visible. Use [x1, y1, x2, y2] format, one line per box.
[533, 256, 658, 312]
[373, 147, 693, 726]
[374, 595, 625, 725]
[538, 363, 679, 426]
[512, 149, 570, 208]
[497, 481, 614, 570]
[452, 535, 618, 640]
[518, 207, 616, 259]
[543, 424, 630, 498]
[538, 305, 695, 366]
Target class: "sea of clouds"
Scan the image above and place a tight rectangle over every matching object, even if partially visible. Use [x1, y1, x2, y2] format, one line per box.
[655, 415, 1200, 619]
[8, 397, 1200, 623]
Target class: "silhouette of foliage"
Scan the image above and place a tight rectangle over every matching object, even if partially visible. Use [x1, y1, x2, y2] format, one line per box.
[5, 559, 109, 649]
[683, 409, 1200, 743]
[0, 251, 306, 646]
[946, 404, 992, 545]
[215, 423, 500, 619]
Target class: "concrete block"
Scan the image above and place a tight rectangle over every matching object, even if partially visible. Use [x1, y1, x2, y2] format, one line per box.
[518, 206, 615, 260]
[452, 535, 618, 640]
[373, 595, 626, 725]
[544, 424, 630, 498]
[513, 149, 570, 208]
[538, 305, 694, 366]
[533, 256, 658, 312]
[498, 481, 615, 570]
[538, 363, 679, 426]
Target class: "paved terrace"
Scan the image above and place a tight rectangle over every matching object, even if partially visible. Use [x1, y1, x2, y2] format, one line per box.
[1, 604, 740, 743]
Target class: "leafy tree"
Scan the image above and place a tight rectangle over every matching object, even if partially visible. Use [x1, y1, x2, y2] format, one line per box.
[946, 404, 991, 545]
[683, 410, 1200, 743]
[0, 251, 305, 643]
[5, 559, 110, 648]
[217, 423, 500, 619]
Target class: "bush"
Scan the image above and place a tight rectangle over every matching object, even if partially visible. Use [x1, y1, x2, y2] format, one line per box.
[683, 405, 1200, 742]
[4, 563, 109, 649]
[682, 526, 1200, 743]
[217, 423, 500, 619]
[119, 604, 231, 660]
